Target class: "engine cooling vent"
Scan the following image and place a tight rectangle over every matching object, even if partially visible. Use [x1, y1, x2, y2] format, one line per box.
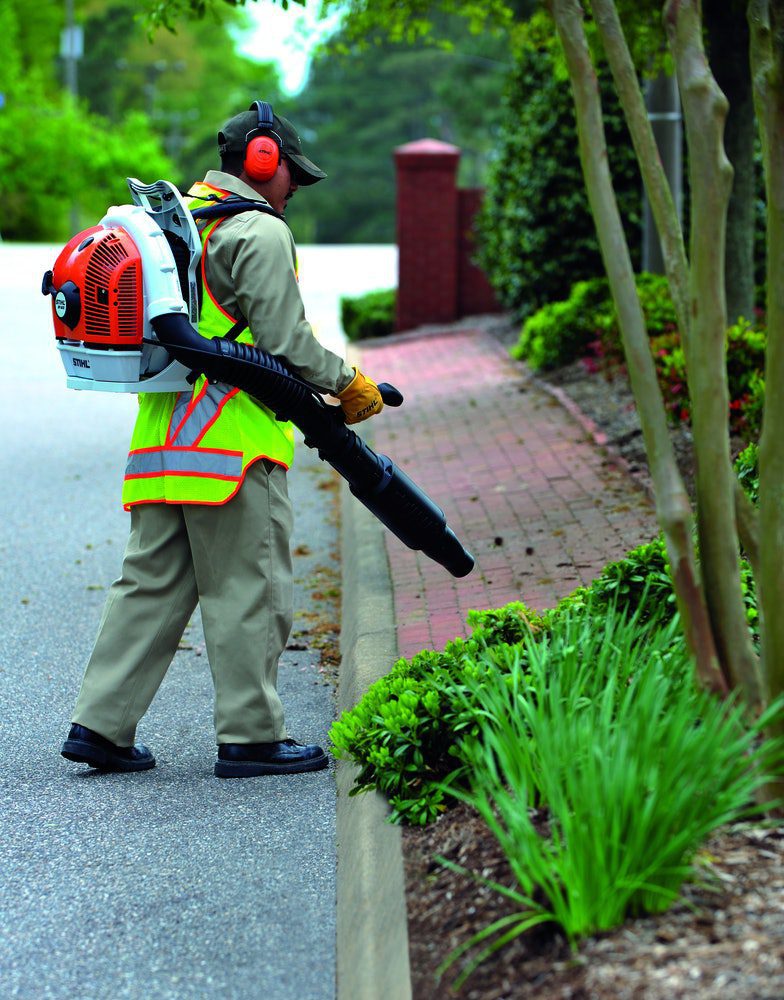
[83, 232, 140, 342]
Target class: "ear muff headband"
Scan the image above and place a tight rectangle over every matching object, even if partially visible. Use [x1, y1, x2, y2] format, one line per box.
[244, 100, 283, 182]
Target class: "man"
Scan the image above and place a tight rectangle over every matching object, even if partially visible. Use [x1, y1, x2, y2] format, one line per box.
[61, 101, 383, 777]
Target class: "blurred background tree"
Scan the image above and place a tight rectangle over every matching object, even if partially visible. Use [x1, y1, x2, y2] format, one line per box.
[291, 16, 511, 244]
[0, 0, 281, 240]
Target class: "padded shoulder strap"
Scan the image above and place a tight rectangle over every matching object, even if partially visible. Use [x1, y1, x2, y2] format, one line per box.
[190, 197, 286, 224]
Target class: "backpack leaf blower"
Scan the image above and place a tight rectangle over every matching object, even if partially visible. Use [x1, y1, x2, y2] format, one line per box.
[42, 179, 474, 578]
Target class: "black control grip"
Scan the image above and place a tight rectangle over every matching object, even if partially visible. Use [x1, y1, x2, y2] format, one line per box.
[378, 382, 404, 407]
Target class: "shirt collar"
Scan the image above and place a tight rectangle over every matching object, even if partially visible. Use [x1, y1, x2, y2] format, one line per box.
[202, 170, 274, 209]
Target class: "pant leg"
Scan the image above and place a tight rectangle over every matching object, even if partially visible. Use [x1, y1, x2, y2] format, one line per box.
[72, 502, 198, 746]
[184, 460, 293, 744]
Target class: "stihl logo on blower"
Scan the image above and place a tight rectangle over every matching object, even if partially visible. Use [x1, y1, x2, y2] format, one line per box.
[42, 178, 475, 577]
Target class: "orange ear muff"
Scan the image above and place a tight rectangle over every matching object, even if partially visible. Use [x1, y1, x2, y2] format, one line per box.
[244, 135, 280, 182]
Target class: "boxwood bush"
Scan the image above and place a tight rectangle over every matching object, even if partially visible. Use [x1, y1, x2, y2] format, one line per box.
[339, 288, 396, 342]
[475, 29, 641, 320]
[513, 272, 675, 371]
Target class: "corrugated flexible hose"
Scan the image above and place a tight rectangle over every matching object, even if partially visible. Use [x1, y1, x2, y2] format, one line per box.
[151, 314, 474, 578]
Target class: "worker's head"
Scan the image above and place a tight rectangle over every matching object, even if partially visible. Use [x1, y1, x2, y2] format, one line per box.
[218, 101, 326, 213]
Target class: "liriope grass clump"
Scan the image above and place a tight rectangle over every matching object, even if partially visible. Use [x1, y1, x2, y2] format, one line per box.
[438, 606, 784, 987]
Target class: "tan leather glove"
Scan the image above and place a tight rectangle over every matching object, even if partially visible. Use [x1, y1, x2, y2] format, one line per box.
[337, 367, 384, 424]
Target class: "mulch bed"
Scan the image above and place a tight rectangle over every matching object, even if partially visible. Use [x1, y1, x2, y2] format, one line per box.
[401, 325, 784, 998]
[403, 802, 784, 999]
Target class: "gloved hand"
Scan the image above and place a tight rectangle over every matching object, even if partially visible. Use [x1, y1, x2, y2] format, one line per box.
[337, 367, 384, 424]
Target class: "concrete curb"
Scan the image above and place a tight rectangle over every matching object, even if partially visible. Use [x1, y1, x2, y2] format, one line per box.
[335, 420, 412, 1000]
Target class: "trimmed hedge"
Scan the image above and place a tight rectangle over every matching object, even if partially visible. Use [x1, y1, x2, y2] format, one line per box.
[340, 288, 396, 341]
[475, 33, 641, 320]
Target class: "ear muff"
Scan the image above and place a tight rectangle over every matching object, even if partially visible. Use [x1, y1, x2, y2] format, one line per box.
[244, 135, 280, 182]
[244, 100, 282, 182]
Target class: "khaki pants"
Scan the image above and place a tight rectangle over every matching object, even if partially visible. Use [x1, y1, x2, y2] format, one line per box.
[72, 461, 293, 746]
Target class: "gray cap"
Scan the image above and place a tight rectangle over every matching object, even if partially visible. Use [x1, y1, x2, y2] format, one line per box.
[218, 108, 326, 186]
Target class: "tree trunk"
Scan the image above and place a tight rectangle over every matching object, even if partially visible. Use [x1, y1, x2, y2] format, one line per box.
[705, 0, 758, 324]
[749, 0, 784, 715]
[664, 0, 762, 709]
[591, 0, 725, 691]
[548, 0, 728, 696]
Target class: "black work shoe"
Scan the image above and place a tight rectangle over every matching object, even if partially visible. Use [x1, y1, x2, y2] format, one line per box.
[214, 738, 328, 777]
[61, 724, 156, 772]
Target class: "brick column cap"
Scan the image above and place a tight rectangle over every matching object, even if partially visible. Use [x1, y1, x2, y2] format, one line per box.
[394, 138, 461, 170]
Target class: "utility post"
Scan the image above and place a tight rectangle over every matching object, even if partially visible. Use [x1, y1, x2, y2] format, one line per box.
[642, 72, 683, 274]
[61, 0, 83, 231]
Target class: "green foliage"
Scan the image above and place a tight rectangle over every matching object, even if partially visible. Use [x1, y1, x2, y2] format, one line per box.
[0, 94, 173, 241]
[512, 277, 613, 370]
[340, 289, 397, 341]
[80, 1, 283, 195]
[330, 538, 677, 824]
[475, 32, 642, 319]
[329, 636, 506, 825]
[144, 0, 306, 34]
[513, 273, 673, 371]
[0, 0, 282, 241]
[652, 317, 767, 441]
[564, 535, 677, 622]
[331, 530, 762, 826]
[735, 442, 759, 507]
[319, 0, 517, 47]
[439, 617, 784, 986]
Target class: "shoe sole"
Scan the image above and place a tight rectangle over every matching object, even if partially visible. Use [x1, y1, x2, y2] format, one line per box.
[214, 753, 329, 778]
[61, 739, 156, 772]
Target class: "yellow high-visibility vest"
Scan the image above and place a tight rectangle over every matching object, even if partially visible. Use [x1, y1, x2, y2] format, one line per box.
[122, 182, 295, 509]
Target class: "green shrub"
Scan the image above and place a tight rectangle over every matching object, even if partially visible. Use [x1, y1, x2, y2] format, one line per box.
[513, 273, 673, 371]
[331, 536, 685, 824]
[339, 288, 396, 342]
[652, 317, 767, 441]
[331, 529, 763, 826]
[329, 639, 494, 825]
[512, 277, 613, 370]
[565, 535, 676, 622]
[735, 442, 759, 506]
[475, 28, 641, 319]
[439, 612, 784, 986]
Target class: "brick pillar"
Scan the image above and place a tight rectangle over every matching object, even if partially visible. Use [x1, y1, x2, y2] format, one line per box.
[394, 138, 461, 331]
[457, 188, 501, 316]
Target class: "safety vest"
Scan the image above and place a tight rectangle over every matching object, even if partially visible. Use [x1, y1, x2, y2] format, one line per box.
[121, 182, 295, 509]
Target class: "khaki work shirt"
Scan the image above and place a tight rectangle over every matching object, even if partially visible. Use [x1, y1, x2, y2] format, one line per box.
[197, 170, 354, 395]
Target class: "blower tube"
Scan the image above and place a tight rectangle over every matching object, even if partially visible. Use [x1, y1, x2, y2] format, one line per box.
[151, 314, 475, 578]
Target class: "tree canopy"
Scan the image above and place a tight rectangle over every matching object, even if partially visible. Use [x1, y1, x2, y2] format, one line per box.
[0, 0, 281, 240]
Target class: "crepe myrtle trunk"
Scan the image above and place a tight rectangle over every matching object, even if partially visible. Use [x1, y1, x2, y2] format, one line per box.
[750, 0, 784, 721]
[664, 0, 762, 709]
[547, 0, 728, 696]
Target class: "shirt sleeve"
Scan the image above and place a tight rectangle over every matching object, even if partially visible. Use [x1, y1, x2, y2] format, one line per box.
[228, 213, 355, 395]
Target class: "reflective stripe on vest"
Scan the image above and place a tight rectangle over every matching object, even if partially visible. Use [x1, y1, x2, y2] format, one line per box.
[121, 185, 295, 509]
[125, 448, 242, 479]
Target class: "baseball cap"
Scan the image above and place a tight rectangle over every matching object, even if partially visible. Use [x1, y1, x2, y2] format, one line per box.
[218, 107, 327, 186]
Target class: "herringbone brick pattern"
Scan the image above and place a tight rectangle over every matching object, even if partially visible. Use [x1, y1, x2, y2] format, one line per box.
[358, 328, 660, 660]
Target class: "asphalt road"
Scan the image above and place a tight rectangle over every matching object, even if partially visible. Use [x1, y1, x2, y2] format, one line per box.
[0, 241, 395, 999]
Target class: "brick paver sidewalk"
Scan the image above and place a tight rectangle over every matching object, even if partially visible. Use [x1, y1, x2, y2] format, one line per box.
[358, 327, 660, 660]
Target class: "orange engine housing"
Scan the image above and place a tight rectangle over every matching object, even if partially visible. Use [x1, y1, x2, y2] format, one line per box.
[51, 226, 144, 347]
